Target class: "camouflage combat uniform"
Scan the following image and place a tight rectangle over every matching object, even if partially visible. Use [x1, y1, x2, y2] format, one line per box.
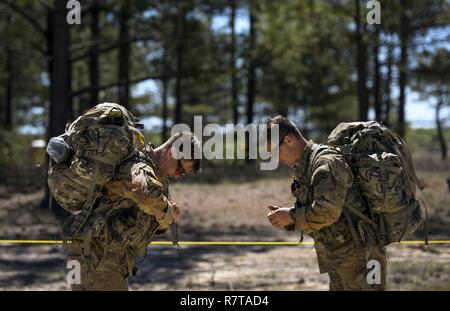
[65, 144, 174, 291]
[287, 141, 387, 291]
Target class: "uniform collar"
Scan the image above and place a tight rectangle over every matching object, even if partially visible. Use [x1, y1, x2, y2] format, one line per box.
[142, 143, 163, 180]
[142, 143, 169, 187]
[292, 140, 316, 177]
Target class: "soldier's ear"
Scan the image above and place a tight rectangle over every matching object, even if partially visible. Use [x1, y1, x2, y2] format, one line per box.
[285, 135, 293, 146]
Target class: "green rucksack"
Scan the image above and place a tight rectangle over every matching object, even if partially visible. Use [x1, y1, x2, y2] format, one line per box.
[47, 103, 145, 214]
[327, 121, 426, 245]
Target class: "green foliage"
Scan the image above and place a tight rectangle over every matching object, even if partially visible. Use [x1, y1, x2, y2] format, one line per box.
[0, 130, 42, 167]
[0, 0, 448, 168]
[257, 0, 357, 132]
[406, 127, 450, 153]
[412, 48, 450, 98]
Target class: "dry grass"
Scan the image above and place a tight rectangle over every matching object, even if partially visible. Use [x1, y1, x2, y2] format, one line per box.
[0, 169, 449, 290]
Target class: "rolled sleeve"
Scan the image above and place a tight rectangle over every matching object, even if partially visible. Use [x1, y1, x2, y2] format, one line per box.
[293, 157, 353, 233]
[130, 162, 174, 229]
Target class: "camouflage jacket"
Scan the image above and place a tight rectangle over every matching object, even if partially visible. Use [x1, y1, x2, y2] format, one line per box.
[103, 143, 174, 230]
[63, 144, 174, 273]
[287, 141, 371, 272]
[93, 144, 174, 259]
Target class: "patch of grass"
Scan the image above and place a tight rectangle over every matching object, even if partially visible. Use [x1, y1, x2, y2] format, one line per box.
[388, 260, 450, 290]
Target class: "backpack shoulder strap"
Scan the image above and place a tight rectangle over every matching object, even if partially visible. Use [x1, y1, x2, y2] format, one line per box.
[306, 144, 338, 182]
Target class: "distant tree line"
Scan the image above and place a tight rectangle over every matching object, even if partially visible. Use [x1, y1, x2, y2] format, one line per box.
[0, 0, 448, 149]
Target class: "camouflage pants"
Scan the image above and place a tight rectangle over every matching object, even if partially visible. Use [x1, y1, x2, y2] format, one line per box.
[66, 239, 131, 291]
[326, 244, 387, 291]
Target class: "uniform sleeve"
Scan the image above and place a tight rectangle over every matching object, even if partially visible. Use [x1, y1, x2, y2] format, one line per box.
[129, 162, 174, 229]
[105, 162, 174, 229]
[292, 155, 353, 234]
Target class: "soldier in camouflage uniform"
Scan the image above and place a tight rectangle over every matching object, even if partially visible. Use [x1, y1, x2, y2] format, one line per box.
[265, 116, 387, 291]
[65, 132, 201, 291]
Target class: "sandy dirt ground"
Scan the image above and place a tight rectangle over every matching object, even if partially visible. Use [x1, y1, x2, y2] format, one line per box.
[0, 172, 449, 291]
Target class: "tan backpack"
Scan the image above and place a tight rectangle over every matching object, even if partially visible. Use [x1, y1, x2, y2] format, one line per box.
[327, 121, 427, 245]
[47, 103, 145, 214]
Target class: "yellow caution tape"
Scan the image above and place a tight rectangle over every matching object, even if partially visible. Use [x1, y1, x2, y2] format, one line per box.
[0, 240, 449, 245]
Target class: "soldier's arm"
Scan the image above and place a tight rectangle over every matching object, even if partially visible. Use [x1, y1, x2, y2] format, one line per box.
[291, 156, 353, 234]
[131, 162, 174, 229]
[108, 162, 174, 229]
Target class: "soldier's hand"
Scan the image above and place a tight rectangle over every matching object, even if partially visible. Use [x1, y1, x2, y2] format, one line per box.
[267, 207, 294, 228]
[266, 205, 279, 223]
[171, 201, 181, 222]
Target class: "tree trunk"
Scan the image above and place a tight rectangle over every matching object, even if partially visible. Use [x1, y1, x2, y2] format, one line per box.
[174, 4, 187, 124]
[398, 0, 409, 138]
[230, 0, 238, 125]
[160, 7, 170, 143]
[383, 43, 393, 126]
[3, 13, 13, 131]
[246, 0, 256, 126]
[42, 0, 72, 220]
[89, 0, 100, 107]
[436, 97, 447, 160]
[373, 26, 381, 122]
[48, 1, 71, 139]
[0, 95, 2, 129]
[161, 76, 168, 142]
[302, 105, 310, 138]
[245, 0, 257, 163]
[4, 48, 13, 131]
[355, 0, 369, 121]
[118, 2, 130, 108]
